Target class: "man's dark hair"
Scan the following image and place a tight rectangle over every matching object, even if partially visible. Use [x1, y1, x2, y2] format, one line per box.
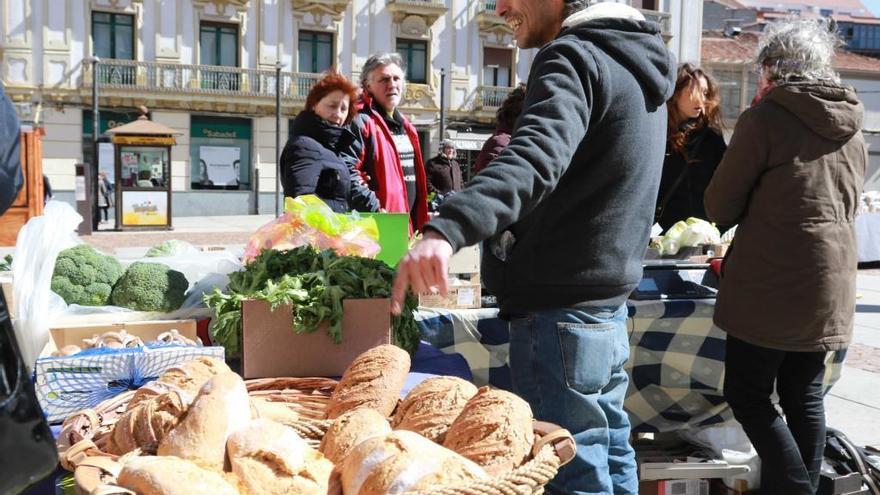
[563, 0, 589, 17]
[496, 84, 527, 132]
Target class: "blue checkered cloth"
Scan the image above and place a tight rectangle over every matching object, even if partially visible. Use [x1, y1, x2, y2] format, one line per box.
[415, 300, 845, 433]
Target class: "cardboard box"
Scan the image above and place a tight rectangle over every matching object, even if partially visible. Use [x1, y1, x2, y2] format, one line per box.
[639, 479, 709, 495]
[41, 318, 198, 357]
[0, 271, 13, 318]
[449, 245, 480, 274]
[419, 274, 481, 309]
[240, 298, 392, 379]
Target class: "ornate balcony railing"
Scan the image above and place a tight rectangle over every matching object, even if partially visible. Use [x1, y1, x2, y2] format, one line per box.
[477, 85, 515, 109]
[85, 59, 322, 100]
[482, 0, 497, 12]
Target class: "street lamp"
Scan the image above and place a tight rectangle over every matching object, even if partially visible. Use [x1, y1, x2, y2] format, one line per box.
[274, 60, 282, 217]
[91, 56, 101, 231]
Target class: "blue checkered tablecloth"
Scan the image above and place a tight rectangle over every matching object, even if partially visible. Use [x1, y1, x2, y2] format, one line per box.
[415, 299, 846, 433]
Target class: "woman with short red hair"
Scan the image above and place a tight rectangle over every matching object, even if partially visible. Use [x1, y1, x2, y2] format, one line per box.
[280, 70, 360, 212]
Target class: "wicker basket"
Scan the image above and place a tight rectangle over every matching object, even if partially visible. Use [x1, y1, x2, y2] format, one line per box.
[57, 377, 576, 495]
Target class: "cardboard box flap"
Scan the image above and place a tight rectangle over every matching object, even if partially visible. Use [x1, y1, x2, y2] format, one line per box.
[241, 298, 392, 379]
[41, 319, 197, 357]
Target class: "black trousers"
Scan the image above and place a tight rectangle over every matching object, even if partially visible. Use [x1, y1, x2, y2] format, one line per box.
[724, 334, 828, 495]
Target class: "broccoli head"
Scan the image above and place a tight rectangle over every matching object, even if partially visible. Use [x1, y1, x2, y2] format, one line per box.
[51, 244, 124, 306]
[111, 262, 189, 312]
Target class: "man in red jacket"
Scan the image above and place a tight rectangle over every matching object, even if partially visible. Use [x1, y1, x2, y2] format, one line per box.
[346, 52, 429, 232]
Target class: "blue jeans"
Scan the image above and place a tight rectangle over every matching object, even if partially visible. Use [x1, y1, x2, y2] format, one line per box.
[508, 305, 637, 495]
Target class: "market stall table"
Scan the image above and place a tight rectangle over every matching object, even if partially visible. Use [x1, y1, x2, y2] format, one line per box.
[415, 299, 846, 433]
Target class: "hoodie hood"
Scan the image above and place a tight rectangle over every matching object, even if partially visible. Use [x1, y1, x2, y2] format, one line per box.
[560, 3, 676, 106]
[763, 81, 864, 142]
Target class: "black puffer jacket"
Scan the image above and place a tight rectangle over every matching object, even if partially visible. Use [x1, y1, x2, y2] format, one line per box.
[280, 110, 354, 212]
[656, 124, 726, 232]
[0, 83, 22, 214]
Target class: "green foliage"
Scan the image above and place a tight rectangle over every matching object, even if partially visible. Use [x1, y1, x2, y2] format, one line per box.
[0, 254, 12, 271]
[111, 261, 189, 312]
[205, 247, 420, 356]
[51, 245, 123, 306]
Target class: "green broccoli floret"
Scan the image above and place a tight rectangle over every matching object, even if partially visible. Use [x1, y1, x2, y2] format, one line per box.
[144, 239, 197, 257]
[51, 245, 123, 306]
[111, 261, 189, 312]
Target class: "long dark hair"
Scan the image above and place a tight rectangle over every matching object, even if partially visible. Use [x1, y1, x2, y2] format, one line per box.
[667, 63, 723, 154]
[496, 83, 527, 132]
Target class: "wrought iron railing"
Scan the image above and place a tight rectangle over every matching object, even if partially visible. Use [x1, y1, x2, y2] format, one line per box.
[482, 0, 497, 12]
[478, 85, 515, 108]
[86, 59, 322, 99]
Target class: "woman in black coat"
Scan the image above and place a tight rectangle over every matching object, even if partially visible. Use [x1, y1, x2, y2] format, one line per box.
[280, 71, 359, 212]
[656, 63, 727, 233]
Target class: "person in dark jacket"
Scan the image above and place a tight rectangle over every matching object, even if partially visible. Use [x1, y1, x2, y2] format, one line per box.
[0, 83, 57, 494]
[344, 52, 430, 232]
[279, 70, 360, 213]
[656, 63, 727, 232]
[705, 19, 866, 495]
[473, 84, 526, 176]
[425, 139, 462, 195]
[391, 0, 675, 492]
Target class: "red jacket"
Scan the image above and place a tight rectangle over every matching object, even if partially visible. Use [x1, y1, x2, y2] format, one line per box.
[353, 94, 429, 232]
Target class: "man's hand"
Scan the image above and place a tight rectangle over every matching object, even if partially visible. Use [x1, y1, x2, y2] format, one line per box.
[391, 230, 454, 315]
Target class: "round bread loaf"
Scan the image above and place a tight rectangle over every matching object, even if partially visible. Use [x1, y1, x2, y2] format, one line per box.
[157, 372, 251, 470]
[227, 418, 333, 495]
[108, 391, 187, 455]
[320, 407, 391, 464]
[442, 386, 535, 476]
[129, 356, 231, 410]
[117, 456, 240, 495]
[325, 344, 410, 419]
[392, 376, 478, 443]
[341, 430, 489, 495]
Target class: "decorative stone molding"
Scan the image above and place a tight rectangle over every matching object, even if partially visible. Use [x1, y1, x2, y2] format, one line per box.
[292, 0, 351, 22]
[192, 0, 250, 17]
[386, 0, 447, 28]
[476, 8, 511, 36]
[401, 82, 438, 111]
[398, 15, 429, 37]
[90, 0, 142, 14]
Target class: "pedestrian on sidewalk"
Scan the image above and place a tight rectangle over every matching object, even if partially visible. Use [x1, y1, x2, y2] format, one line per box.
[705, 18, 867, 495]
[391, 0, 675, 492]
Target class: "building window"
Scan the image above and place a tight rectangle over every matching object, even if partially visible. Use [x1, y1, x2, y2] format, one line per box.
[200, 22, 239, 90]
[190, 116, 252, 191]
[710, 67, 743, 121]
[92, 12, 135, 84]
[396, 39, 428, 84]
[482, 47, 512, 87]
[298, 31, 334, 73]
[92, 12, 134, 59]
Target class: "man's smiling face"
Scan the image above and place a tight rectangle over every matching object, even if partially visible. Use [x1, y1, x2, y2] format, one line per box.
[496, 0, 565, 49]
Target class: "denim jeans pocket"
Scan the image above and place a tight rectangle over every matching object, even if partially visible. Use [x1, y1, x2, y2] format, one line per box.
[557, 321, 625, 395]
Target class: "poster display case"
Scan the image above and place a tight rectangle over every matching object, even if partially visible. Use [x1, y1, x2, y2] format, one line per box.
[107, 115, 180, 230]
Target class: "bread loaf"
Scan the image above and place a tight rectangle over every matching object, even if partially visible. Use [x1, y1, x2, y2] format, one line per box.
[129, 356, 231, 410]
[116, 456, 239, 495]
[326, 344, 410, 419]
[157, 372, 251, 470]
[443, 386, 534, 476]
[108, 391, 188, 455]
[227, 418, 334, 495]
[392, 376, 478, 443]
[319, 407, 391, 464]
[250, 397, 300, 426]
[341, 430, 489, 494]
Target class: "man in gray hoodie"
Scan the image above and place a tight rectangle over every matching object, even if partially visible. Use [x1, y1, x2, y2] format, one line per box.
[392, 0, 675, 492]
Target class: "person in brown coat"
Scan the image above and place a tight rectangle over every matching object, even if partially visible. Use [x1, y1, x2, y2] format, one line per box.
[704, 19, 867, 495]
[425, 139, 462, 195]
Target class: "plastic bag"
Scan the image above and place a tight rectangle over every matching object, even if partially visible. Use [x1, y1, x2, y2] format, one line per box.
[243, 195, 380, 263]
[679, 423, 760, 490]
[12, 200, 82, 368]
